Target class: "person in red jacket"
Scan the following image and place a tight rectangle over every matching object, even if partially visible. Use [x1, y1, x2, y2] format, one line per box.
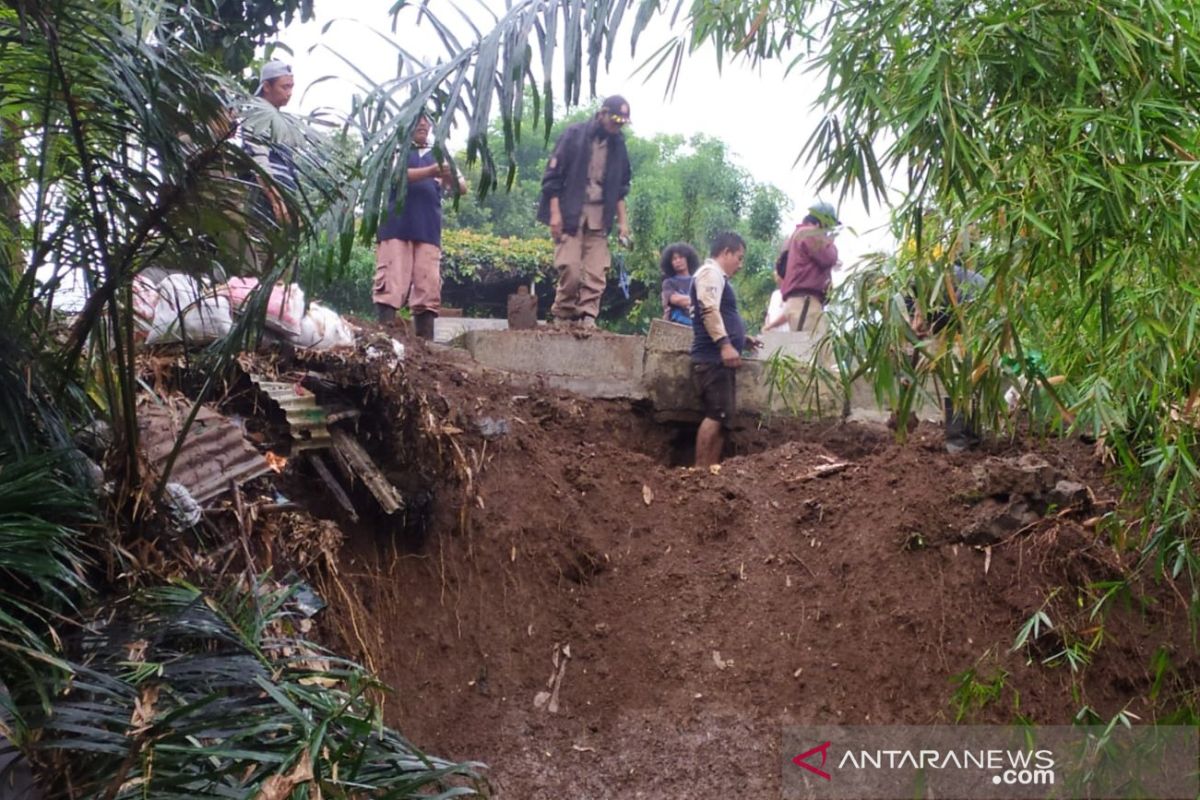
[779, 201, 841, 337]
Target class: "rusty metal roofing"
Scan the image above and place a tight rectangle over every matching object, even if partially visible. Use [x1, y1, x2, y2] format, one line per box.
[249, 375, 331, 451]
[138, 396, 273, 504]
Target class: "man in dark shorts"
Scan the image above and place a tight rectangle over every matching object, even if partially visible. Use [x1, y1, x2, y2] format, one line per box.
[690, 231, 762, 468]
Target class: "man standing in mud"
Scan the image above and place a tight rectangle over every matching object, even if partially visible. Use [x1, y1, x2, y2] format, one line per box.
[537, 96, 633, 328]
[690, 232, 761, 468]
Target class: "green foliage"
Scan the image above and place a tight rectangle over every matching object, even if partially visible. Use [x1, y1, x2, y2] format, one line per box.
[17, 579, 485, 798]
[0, 454, 91, 645]
[1011, 609, 1053, 655]
[794, 0, 1200, 544]
[122, 0, 317, 73]
[0, 448, 93, 743]
[0, 0, 478, 792]
[441, 229, 556, 283]
[307, 237, 377, 316]
[632, 0, 1200, 554]
[949, 662, 1009, 722]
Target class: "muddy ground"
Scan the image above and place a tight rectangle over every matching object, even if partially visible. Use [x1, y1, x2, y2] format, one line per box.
[185, 336, 1195, 799]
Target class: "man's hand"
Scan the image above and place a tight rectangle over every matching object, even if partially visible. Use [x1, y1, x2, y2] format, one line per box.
[549, 209, 564, 243]
[720, 342, 742, 369]
[744, 335, 763, 352]
[618, 222, 632, 248]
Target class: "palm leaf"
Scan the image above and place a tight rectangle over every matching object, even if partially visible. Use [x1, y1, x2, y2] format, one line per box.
[20, 579, 487, 798]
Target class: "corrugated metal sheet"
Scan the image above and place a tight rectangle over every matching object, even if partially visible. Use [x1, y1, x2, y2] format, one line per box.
[250, 375, 331, 450]
[138, 397, 273, 504]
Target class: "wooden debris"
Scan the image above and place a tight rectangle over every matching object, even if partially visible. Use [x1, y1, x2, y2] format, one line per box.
[787, 462, 852, 483]
[308, 452, 359, 522]
[330, 428, 405, 515]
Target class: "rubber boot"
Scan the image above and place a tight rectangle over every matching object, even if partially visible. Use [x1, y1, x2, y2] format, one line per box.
[943, 396, 979, 453]
[375, 303, 396, 324]
[414, 311, 436, 340]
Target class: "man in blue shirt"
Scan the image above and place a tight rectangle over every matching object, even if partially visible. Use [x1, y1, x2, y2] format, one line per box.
[690, 231, 761, 468]
[374, 113, 466, 339]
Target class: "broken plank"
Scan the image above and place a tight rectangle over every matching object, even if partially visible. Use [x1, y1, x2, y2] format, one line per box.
[307, 452, 360, 522]
[330, 428, 405, 515]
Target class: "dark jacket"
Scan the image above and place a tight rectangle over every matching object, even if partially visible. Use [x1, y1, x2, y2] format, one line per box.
[537, 119, 632, 237]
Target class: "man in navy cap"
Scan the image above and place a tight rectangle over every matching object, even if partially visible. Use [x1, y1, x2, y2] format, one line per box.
[537, 95, 633, 328]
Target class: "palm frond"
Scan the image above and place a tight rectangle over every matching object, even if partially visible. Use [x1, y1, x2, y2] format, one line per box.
[22, 580, 487, 799]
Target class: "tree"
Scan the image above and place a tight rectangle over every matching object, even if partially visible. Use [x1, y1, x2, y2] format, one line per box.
[792, 0, 1200, 539]
[0, 1, 483, 795]
[162, 0, 317, 72]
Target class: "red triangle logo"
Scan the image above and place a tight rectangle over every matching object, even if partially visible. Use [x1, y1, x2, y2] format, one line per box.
[792, 741, 833, 781]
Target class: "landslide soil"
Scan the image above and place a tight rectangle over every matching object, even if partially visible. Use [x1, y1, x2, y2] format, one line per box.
[285, 339, 1192, 799]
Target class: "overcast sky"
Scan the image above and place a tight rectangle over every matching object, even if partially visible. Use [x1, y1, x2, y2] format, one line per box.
[275, 1, 896, 272]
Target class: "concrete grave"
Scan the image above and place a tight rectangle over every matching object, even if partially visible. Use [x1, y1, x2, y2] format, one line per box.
[433, 316, 509, 345]
[460, 328, 647, 399]
[453, 318, 908, 423]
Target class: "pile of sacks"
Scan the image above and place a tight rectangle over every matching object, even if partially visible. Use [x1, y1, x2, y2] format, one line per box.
[131, 273, 355, 350]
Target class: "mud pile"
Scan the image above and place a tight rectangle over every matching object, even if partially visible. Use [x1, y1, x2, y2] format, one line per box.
[155, 338, 1194, 799]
